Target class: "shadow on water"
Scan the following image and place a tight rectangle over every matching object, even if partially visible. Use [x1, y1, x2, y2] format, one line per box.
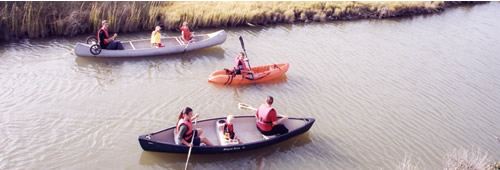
[138, 131, 312, 169]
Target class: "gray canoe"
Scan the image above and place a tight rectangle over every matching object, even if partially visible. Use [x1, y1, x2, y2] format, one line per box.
[74, 30, 226, 57]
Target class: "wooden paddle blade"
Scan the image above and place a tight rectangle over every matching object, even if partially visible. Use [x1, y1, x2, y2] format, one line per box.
[238, 103, 257, 111]
[237, 103, 247, 110]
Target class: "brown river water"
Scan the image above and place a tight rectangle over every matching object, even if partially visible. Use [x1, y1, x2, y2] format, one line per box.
[1, 3, 499, 170]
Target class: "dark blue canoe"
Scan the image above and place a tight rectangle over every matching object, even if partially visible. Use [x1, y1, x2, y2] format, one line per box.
[138, 115, 315, 154]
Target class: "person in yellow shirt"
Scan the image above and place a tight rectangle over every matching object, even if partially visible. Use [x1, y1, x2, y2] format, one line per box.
[151, 26, 164, 48]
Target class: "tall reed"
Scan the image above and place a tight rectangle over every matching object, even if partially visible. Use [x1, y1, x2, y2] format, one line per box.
[0, 1, 481, 41]
[0, 1, 164, 41]
[157, 1, 460, 30]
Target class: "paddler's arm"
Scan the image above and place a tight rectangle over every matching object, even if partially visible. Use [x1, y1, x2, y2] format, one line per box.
[190, 113, 199, 122]
[273, 113, 288, 125]
[104, 33, 117, 44]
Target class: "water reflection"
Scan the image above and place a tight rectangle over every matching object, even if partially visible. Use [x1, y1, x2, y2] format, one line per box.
[74, 47, 225, 88]
[74, 47, 225, 68]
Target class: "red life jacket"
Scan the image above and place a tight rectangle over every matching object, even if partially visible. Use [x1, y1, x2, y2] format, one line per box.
[97, 27, 110, 45]
[180, 26, 191, 42]
[223, 123, 235, 139]
[176, 119, 193, 141]
[234, 57, 248, 72]
[256, 104, 275, 131]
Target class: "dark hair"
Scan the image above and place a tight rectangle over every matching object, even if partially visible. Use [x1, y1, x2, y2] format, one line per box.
[266, 96, 273, 105]
[178, 107, 193, 121]
[239, 52, 245, 57]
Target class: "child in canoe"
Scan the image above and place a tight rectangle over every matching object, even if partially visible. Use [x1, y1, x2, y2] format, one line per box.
[220, 115, 243, 144]
[151, 26, 164, 48]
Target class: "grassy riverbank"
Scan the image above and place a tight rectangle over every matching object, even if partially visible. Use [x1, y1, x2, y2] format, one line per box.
[0, 1, 481, 41]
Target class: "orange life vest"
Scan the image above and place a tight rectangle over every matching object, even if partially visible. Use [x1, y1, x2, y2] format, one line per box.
[176, 119, 193, 141]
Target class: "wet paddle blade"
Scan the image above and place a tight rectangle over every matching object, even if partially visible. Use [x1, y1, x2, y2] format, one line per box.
[238, 103, 257, 111]
[239, 36, 245, 50]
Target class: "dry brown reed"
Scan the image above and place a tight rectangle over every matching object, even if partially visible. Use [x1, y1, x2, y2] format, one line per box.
[444, 148, 493, 170]
[395, 148, 499, 170]
[0, 1, 164, 41]
[158, 1, 456, 30]
[396, 155, 420, 170]
[0, 1, 481, 41]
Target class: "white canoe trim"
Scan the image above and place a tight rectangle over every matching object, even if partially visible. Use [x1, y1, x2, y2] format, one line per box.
[129, 41, 136, 50]
[175, 37, 184, 45]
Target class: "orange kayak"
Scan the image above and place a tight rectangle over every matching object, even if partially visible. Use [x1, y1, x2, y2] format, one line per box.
[208, 63, 290, 85]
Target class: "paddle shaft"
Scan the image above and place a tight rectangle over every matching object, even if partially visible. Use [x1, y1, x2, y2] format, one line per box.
[247, 107, 257, 111]
[239, 36, 257, 85]
[184, 118, 197, 170]
[181, 39, 192, 58]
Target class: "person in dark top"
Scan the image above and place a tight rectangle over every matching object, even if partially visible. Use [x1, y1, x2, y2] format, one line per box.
[98, 20, 124, 50]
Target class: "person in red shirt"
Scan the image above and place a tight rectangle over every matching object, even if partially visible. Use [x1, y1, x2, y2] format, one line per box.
[255, 96, 289, 136]
[180, 22, 194, 43]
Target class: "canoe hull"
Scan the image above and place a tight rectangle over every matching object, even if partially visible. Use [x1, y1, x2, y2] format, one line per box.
[74, 30, 226, 57]
[208, 63, 290, 85]
[138, 115, 314, 154]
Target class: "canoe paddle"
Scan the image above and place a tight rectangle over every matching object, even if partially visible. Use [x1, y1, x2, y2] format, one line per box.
[181, 39, 193, 58]
[239, 36, 257, 85]
[184, 118, 197, 170]
[238, 103, 258, 111]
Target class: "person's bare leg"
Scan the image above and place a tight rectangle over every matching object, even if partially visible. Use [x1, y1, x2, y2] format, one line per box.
[196, 128, 203, 136]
